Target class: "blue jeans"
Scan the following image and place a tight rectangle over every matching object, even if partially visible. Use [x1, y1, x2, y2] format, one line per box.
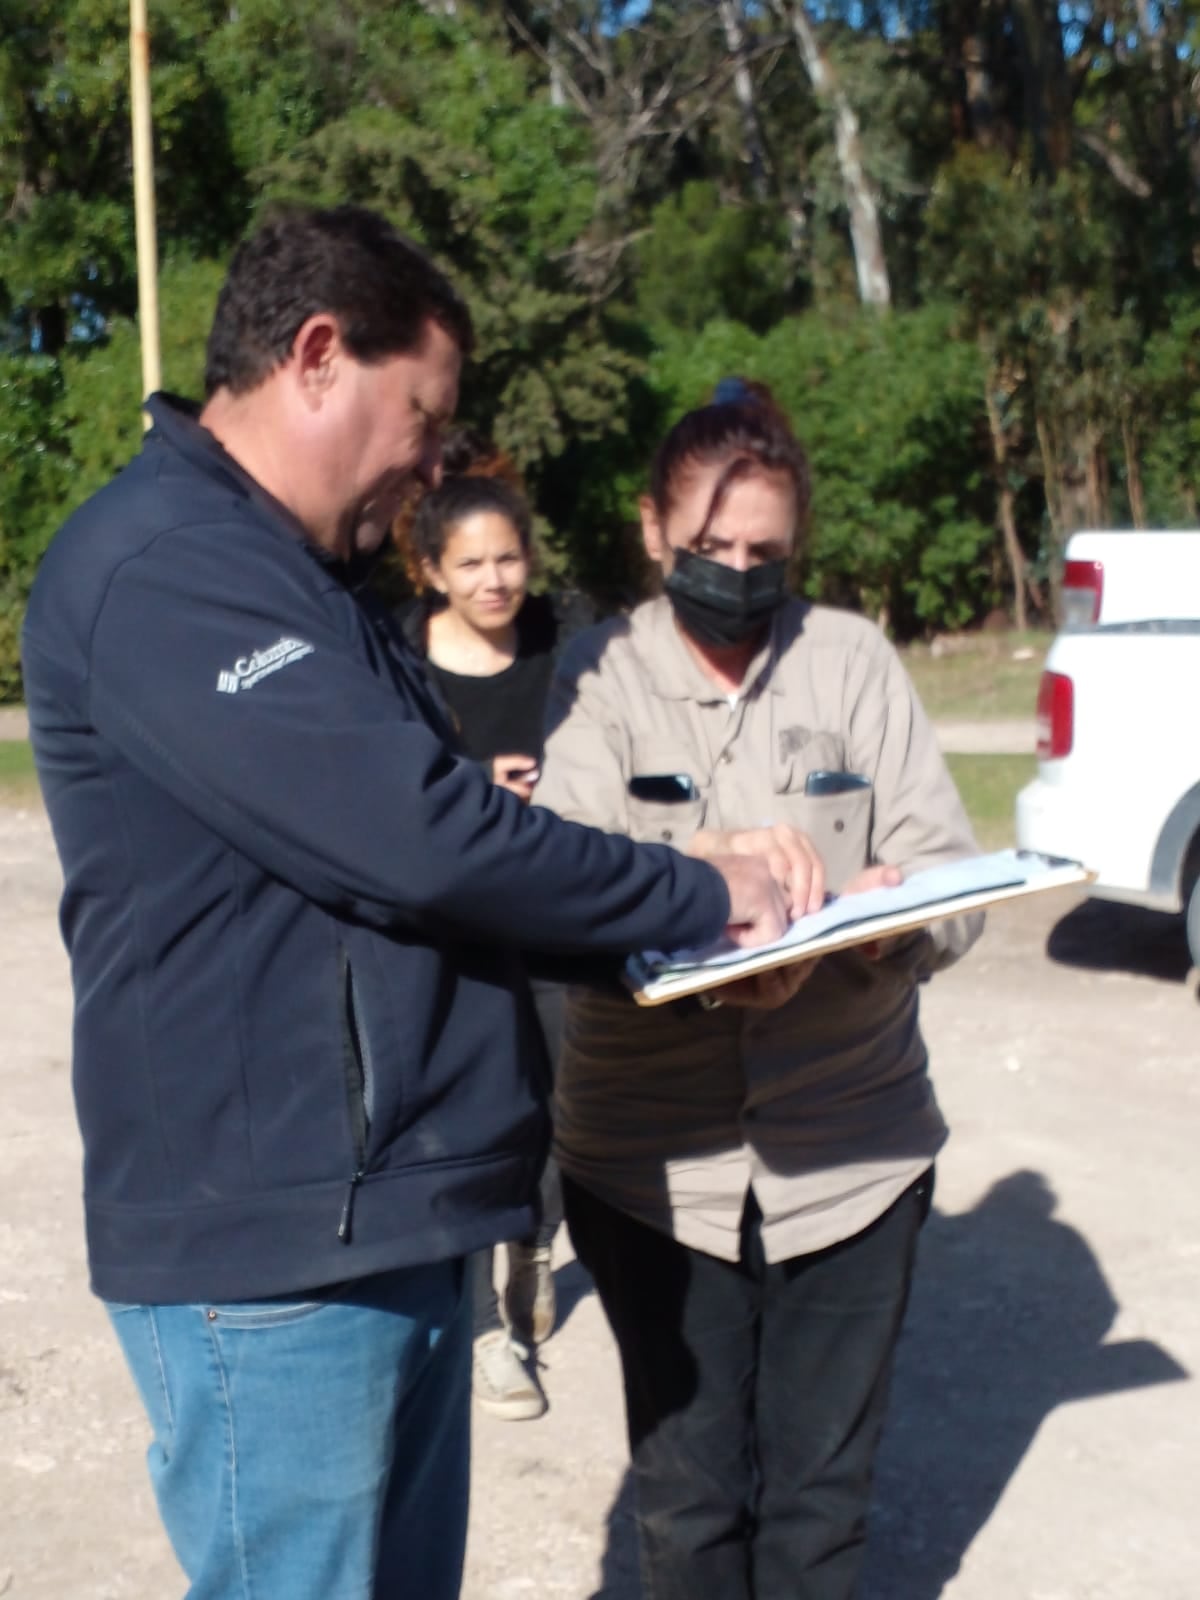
[107, 1258, 471, 1600]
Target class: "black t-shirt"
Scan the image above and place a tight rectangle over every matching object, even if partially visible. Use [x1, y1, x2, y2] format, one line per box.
[426, 650, 553, 765]
[420, 592, 584, 766]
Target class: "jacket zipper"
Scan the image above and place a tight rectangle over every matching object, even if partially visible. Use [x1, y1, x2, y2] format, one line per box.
[337, 949, 372, 1243]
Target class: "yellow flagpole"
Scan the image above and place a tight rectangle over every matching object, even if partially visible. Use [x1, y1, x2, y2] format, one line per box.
[129, 0, 161, 423]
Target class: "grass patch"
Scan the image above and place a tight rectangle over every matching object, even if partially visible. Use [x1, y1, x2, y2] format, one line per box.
[946, 753, 1037, 851]
[901, 630, 1049, 722]
[0, 739, 39, 802]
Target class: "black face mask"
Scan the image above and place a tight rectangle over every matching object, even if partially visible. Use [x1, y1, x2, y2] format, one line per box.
[663, 548, 789, 649]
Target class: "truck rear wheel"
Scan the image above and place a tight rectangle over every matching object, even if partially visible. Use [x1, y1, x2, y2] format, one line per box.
[1188, 873, 1200, 971]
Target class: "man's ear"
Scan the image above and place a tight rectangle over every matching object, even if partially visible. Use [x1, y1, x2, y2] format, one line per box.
[291, 315, 342, 411]
[639, 495, 667, 567]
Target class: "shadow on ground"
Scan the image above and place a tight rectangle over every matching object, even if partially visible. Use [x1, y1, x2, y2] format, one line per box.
[1046, 897, 1196, 987]
[864, 1170, 1186, 1595]
[590, 1171, 1187, 1599]
[590, 1471, 640, 1600]
[550, 1258, 595, 1340]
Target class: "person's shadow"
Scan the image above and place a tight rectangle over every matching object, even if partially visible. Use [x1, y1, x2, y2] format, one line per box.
[863, 1170, 1187, 1596]
[589, 1171, 1187, 1599]
[549, 1257, 594, 1338]
[590, 1470, 640, 1599]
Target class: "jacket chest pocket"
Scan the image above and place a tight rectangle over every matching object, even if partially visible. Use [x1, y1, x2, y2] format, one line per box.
[770, 786, 873, 893]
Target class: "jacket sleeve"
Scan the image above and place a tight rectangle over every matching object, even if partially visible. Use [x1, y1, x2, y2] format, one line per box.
[845, 630, 985, 974]
[80, 523, 729, 954]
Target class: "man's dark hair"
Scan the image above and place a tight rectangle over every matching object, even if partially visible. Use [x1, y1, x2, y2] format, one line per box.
[203, 204, 474, 398]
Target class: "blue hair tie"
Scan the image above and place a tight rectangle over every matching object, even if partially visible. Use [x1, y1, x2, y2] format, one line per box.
[712, 376, 754, 407]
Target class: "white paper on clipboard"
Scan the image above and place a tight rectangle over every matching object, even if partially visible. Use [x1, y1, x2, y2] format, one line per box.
[625, 848, 1092, 1006]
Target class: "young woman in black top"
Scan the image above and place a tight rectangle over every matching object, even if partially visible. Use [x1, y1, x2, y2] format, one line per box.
[400, 467, 587, 1421]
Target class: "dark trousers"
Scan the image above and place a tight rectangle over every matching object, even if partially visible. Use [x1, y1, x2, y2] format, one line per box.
[564, 1171, 933, 1600]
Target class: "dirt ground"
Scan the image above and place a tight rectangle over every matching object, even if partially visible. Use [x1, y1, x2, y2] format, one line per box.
[2, 796, 1198, 1600]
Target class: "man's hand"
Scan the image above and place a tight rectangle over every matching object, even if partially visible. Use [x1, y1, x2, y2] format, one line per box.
[841, 862, 903, 959]
[690, 825, 826, 921]
[491, 753, 540, 805]
[712, 960, 818, 1010]
[708, 854, 790, 948]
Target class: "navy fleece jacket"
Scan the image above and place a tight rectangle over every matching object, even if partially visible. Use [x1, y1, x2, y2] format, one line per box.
[21, 395, 728, 1303]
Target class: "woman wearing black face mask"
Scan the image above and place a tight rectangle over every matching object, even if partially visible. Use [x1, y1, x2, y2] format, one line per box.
[535, 380, 983, 1600]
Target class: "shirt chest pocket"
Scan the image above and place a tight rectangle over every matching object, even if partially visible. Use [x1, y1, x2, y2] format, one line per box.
[770, 787, 872, 892]
[626, 796, 707, 845]
[624, 737, 708, 846]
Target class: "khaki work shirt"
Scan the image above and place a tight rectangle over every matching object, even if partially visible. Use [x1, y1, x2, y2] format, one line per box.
[534, 596, 983, 1263]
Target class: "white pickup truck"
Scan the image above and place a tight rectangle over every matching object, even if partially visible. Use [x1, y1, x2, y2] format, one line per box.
[1015, 530, 1200, 967]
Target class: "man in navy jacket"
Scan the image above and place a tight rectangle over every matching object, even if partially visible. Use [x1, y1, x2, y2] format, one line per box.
[21, 205, 795, 1599]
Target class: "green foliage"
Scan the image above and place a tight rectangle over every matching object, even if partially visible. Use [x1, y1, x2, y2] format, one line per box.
[0, 357, 71, 563]
[0, 0, 246, 342]
[0, 603, 22, 704]
[921, 142, 1175, 582]
[57, 255, 222, 506]
[6, 0, 1200, 695]
[0, 356, 71, 699]
[0, 0, 137, 328]
[634, 183, 794, 335]
[1137, 301, 1200, 523]
[0, 258, 221, 698]
[226, 5, 621, 478]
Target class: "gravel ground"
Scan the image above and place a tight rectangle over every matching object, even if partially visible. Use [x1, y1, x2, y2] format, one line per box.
[1, 799, 1197, 1600]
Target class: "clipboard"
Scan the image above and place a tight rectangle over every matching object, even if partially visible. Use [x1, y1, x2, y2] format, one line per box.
[625, 848, 1094, 1006]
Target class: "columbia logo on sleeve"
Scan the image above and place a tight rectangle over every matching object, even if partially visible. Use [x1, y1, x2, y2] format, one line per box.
[215, 636, 314, 695]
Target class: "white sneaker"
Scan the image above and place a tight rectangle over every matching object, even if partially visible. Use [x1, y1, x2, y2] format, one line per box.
[472, 1330, 547, 1422]
[504, 1242, 556, 1346]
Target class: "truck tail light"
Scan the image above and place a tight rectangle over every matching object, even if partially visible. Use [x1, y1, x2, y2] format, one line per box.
[1036, 671, 1074, 759]
[1062, 559, 1104, 626]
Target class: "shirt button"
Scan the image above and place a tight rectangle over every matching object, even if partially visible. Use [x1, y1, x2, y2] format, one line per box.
[834, 819, 845, 832]
[661, 829, 673, 842]
[719, 750, 734, 765]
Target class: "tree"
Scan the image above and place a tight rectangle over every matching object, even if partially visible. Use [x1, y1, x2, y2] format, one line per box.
[0, 0, 245, 354]
[769, 0, 891, 308]
[227, 6, 637, 485]
[634, 182, 793, 335]
[7, 0, 1200, 696]
[715, 0, 773, 201]
[0, 356, 71, 697]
